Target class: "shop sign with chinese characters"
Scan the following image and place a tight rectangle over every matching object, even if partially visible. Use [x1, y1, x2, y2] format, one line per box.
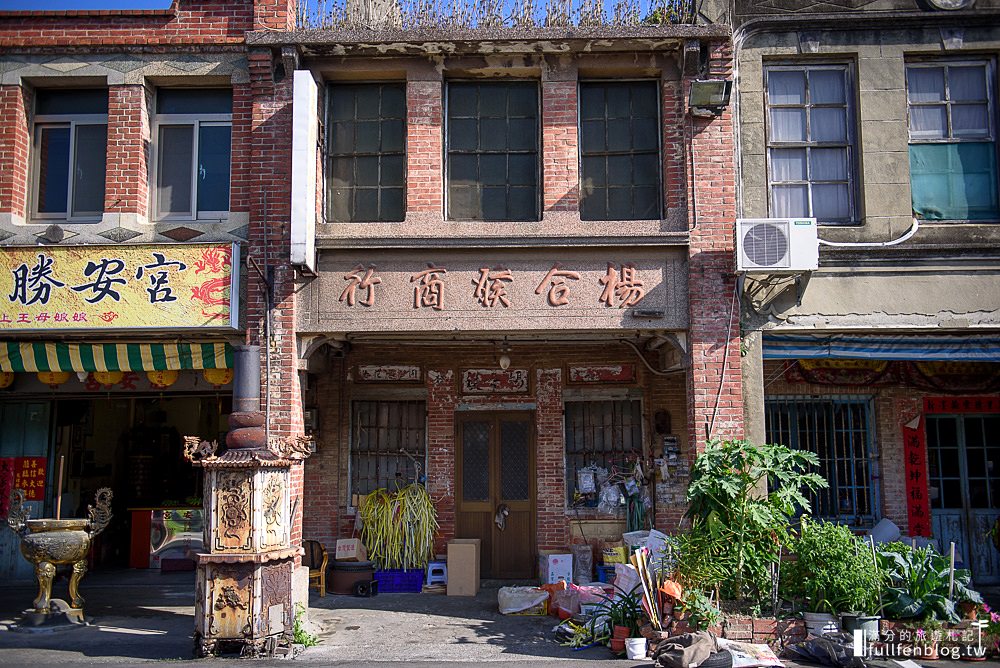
[0, 244, 239, 331]
[3, 457, 48, 500]
[300, 250, 687, 333]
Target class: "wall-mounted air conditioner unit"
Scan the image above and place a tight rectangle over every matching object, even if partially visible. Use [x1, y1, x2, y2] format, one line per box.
[736, 218, 819, 273]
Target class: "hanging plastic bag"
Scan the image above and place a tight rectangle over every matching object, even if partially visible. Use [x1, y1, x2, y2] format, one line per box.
[572, 543, 593, 584]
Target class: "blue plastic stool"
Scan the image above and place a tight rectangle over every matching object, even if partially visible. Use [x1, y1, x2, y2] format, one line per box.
[426, 560, 448, 586]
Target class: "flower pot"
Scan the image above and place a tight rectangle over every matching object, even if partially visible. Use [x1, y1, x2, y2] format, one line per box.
[626, 637, 647, 660]
[803, 611, 838, 637]
[610, 637, 626, 653]
[918, 643, 939, 661]
[613, 625, 630, 639]
[841, 614, 880, 644]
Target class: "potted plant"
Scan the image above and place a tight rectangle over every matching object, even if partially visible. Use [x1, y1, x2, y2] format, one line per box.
[782, 518, 885, 636]
[912, 618, 943, 660]
[877, 542, 983, 623]
[678, 588, 722, 632]
[589, 585, 644, 654]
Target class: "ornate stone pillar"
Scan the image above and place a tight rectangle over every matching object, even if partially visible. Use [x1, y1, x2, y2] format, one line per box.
[185, 344, 311, 658]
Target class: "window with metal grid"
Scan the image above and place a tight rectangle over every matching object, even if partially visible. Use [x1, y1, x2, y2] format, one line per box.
[579, 81, 661, 221]
[564, 399, 643, 502]
[765, 396, 877, 525]
[328, 83, 406, 222]
[446, 81, 539, 221]
[350, 400, 426, 496]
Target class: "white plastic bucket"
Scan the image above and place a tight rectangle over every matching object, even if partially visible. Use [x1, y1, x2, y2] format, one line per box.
[625, 637, 647, 660]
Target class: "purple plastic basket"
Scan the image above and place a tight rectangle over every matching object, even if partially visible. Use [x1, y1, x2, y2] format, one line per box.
[374, 569, 424, 593]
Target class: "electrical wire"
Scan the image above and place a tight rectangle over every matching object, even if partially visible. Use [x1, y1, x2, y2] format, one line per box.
[707, 277, 739, 440]
[818, 216, 920, 248]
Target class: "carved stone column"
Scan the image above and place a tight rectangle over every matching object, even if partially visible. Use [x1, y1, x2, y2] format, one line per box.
[186, 344, 310, 658]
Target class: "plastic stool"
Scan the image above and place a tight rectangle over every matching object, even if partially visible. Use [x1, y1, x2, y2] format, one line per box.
[426, 560, 447, 586]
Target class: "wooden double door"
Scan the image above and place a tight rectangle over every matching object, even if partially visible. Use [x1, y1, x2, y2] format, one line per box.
[455, 412, 536, 579]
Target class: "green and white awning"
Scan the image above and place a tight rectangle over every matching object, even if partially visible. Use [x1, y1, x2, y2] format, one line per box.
[0, 342, 232, 373]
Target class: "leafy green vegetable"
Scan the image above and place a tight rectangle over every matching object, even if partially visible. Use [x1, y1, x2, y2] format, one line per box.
[877, 542, 983, 622]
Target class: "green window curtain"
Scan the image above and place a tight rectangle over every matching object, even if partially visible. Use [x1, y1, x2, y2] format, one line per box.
[910, 142, 999, 220]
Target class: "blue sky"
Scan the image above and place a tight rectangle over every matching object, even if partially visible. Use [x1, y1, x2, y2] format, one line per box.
[1, 0, 173, 9]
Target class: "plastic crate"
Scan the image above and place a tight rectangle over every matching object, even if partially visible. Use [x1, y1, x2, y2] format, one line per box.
[374, 569, 424, 593]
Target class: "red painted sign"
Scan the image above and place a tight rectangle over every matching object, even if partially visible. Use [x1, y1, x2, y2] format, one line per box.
[902, 419, 931, 537]
[925, 396, 1000, 414]
[5, 457, 48, 501]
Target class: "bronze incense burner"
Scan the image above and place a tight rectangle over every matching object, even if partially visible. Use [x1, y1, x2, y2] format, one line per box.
[6, 488, 113, 623]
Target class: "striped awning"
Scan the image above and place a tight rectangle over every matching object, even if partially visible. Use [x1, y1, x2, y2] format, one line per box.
[0, 342, 232, 373]
[763, 334, 1000, 362]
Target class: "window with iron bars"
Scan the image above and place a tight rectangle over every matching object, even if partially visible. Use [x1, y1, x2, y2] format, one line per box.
[564, 399, 643, 503]
[764, 396, 878, 526]
[350, 400, 426, 496]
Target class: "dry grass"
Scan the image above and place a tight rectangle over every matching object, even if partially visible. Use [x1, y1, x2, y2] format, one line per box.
[296, 0, 696, 30]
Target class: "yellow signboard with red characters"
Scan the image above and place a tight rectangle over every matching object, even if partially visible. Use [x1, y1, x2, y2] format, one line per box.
[0, 243, 239, 331]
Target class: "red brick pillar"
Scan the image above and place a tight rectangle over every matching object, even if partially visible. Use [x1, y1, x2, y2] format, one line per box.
[0, 85, 31, 224]
[406, 72, 443, 216]
[104, 84, 149, 222]
[254, 0, 295, 30]
[247, 49, 305, 544]
[541, 66, 578, 213]
[535, 368, 568, 550]
[686, 41, 743, 452]
[426, 369, 457, 554]
[229, 83, 253, 218]
[662, 77, 687, 212]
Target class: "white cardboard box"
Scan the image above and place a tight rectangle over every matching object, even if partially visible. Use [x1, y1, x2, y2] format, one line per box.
[539, 553, 573, 584]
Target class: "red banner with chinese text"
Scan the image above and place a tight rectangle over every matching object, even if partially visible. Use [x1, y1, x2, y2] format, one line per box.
[924, 396, 1000, 414]
[902, 418, 930, 537]
[2, 457, 48, 501]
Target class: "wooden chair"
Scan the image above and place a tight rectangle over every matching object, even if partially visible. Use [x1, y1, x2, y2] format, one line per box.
[303, 539, 328, 598]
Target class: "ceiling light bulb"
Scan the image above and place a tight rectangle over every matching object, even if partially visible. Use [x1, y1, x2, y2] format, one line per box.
[499, 355, 511, 370]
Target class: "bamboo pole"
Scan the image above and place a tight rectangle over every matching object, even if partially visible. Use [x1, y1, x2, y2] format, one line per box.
[948, 541, 956, 599]
[55, 455, 65, 520]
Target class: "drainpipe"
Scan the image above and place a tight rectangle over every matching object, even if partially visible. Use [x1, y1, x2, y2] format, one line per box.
[226, 344, 266, 450]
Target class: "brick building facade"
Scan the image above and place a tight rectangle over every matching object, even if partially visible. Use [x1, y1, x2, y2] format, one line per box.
[0, 0, 305, 587]
[268, 26, 743, 575]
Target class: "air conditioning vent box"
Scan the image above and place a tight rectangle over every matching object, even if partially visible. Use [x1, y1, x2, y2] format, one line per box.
[736, 218, 819, 273]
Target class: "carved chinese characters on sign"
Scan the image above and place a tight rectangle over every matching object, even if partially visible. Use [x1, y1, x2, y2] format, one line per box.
[340, 265, 381, 307]
[357, 365, 422, 383]
[462, 368, 530, 394]
[535, 265, 581, 306]
[474, 267, 513, 308]
[569, 364, 636, 384]
[411, 266, 447, 311]
[599, 263, 645, 308]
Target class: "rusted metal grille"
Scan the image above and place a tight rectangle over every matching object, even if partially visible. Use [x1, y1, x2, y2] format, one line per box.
[765, 396, 877, 526]
[351, 400, 426, 496]
[564, 399, 642, 501]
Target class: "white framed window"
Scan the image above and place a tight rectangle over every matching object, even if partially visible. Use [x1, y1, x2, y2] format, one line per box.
[764, 64, 856, 224]
[906, 60, 999, 221]
[31, 89, 108, 222]
[152, 88, 232, 221]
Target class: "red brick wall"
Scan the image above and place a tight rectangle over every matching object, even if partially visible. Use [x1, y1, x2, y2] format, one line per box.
[0, 86, 30, 220]
[0, 0, 254, 47]
[230, 83, 254, 216]
[105, 85, 149, 218]
[541, 80, 578, 212]
[535, 367, 567, 549]
[405, 79, 443, 215]
[685, 41, 743, 452]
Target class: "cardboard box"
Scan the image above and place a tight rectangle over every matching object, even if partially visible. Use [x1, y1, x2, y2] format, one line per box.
[447, 538, 481, 596]
[539, 553, 573, 585]
[335, 538, 367, 562]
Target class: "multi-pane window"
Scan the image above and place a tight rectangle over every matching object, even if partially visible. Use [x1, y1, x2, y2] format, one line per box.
[564, 400, 642, 502]
[32, 89, 108, 220]
[765, 65, 855, 223]
[906, 61, 998, 220]
[446, 81, 539, 221]
[328, 83, 406, 222]
[154, 88, 232, 220]
[927, 415, 1000, 510]
[580, 81, 661, 220]
[765, 396, 877, 525]
[351, 400, 426, 496]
